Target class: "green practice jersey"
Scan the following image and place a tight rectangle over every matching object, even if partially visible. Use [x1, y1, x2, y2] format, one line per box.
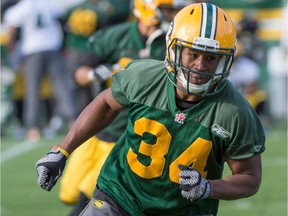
[89, 22, 167, 140]
[97, 59, 266, 216]
[64, 0, 130, 51]
[88, 21, 166, 63]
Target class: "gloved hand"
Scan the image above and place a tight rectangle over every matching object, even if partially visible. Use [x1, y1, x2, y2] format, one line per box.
[178, 164, 211, 201]
[36, 146, 69, 191]
[88, 58, 133, 85]
[88, 65, 113, 82]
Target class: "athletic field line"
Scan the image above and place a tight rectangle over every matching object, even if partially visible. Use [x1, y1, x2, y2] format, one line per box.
[1, 140, 41, 165]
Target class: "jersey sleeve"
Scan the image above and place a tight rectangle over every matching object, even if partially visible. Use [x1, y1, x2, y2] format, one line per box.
[206, 82, 265, 160]
[87, 23, 132, 62]
[111, 59, 166, 108]
[87, 20, 166, 63]
[110, 59, 141, 108]
[111, 67, 130, 108]
[223, 97, 266, 159]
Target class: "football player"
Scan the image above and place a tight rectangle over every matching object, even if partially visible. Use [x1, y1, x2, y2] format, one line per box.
[37, 3, 265, 215]
[61, 0, 132, 117]
[59, 0, 195, 215]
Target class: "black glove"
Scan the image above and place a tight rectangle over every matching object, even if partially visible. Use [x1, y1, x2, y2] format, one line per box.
[178, 164, 211, 201]
[36, 146, 69, 191]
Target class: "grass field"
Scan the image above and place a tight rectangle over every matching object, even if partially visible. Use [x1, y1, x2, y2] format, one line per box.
[1, 121, 287, 216]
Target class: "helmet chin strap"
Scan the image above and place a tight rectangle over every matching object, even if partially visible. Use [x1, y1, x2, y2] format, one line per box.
[214, 56, 226, 78]
[177, 57, 226, 94]
[177, 68, 212, 93]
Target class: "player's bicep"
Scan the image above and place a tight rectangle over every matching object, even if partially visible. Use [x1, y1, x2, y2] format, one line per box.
[226, 154, 262, 185]
[102, 88, 124, 112]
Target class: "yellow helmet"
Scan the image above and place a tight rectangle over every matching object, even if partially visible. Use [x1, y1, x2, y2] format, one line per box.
[133, 0, 196, 26]
[165, 3, 236, 96]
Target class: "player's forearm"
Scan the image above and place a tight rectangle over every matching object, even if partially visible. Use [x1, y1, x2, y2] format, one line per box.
[208, 174, 261, 200]
[58, 90, 120, 154]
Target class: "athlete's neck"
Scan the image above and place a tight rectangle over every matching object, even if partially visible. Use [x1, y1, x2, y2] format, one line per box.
[175, 96, 201, 111]
[176, 88, 204, 102]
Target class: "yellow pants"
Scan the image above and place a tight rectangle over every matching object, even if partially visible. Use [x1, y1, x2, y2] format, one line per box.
[59, 136, 115, 204]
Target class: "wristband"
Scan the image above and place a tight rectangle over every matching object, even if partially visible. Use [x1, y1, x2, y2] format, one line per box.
[53, 146, 70, 158]
[202, 180, 211, 199]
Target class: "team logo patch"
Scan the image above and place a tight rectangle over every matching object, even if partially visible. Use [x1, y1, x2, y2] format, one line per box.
[253, 144, 262, 153]
[92, 200, 105, 209]
[175, 113, 186, 124]
[211, 124, 231, 139]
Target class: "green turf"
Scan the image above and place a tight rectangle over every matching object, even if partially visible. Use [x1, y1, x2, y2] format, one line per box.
[1, 136, 72, 216]
[218, 122, 287, 215]
[1, 121, 287, 216]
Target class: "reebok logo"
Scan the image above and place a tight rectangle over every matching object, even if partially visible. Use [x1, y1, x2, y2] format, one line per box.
[211, 124, 231, 139]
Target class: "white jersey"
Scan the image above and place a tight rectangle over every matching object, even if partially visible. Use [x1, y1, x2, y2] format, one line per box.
[228, 55, 260, 92]
[4, 0, 64, 55]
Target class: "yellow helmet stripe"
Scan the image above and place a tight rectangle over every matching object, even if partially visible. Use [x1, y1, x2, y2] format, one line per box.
[200, 3, 218, 39]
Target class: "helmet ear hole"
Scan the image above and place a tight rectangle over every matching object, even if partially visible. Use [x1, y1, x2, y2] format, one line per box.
[190, 9, 194, 15]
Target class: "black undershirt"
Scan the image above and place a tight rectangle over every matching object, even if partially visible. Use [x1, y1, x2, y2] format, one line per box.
[176, 97, 201, 111]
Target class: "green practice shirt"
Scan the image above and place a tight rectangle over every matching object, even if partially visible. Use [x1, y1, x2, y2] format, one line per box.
[88, 21, 166, 63]
[64, 0, 130, 51]
[89, 21, 166, 140]
[97, 59, 266, 216]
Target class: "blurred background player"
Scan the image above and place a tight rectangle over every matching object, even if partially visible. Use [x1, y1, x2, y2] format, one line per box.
[229, 13, 269, 128]
[59, 0, 196, 215]
[0, 0, 18, 137]
[236, 10, 267, 66]
[60, 0, 132, 119]
[229, 41, 268, 124]
[1, 0, 56, 139]
[3, 0, 76, 141]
